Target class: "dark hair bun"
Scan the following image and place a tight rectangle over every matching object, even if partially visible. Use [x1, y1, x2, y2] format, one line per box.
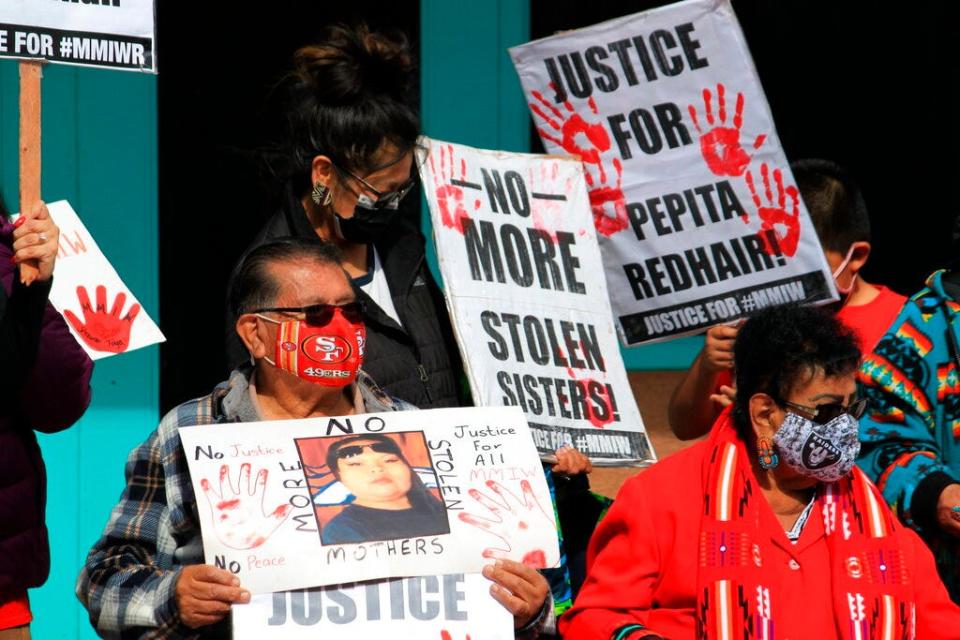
[293, 24, 414, 104]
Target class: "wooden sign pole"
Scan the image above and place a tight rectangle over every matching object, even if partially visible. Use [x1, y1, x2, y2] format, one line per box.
[18, 60, 42, 285]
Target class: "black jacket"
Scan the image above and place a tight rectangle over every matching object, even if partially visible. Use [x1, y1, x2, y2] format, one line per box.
[226, 189, 466, 408]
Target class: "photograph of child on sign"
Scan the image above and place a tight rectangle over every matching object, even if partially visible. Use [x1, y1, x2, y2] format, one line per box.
[295, 432, 450, 545]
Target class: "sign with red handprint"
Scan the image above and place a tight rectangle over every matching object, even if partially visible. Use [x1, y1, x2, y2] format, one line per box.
[232, 575, 512, 640]
[418, 137, 654, 466]
[34, 201, 165, 359]
[179, 405, 558, 594]
[26, 200, 164, 360]
[510, 0, 838, 344]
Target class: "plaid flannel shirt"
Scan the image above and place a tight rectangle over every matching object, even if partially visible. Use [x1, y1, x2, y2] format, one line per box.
[76, 367, 409, 639]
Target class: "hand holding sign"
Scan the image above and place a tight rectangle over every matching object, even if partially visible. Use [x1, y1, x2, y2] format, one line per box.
[745, 163, 801, 257]
[11, 201, 59, 283]
[552, 444, 593, 476]
[459, 480, 559, 569]
[200, 463, 291, 550]
[176, 564, 250, 630]
[482, 559, 550, 630]
[688, 84, 766, 177]
[529, 86, 628, 237]
[63, 285, 141, 353]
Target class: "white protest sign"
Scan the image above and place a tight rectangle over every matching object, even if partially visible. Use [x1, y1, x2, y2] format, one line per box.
[15, 200, 164, 360]
[0, 0, 155, 72]
[233, 575, 513, 640]
[418, 137, 654, 466]
[178, 406, 560, 595]
[510, 0, 837, 345]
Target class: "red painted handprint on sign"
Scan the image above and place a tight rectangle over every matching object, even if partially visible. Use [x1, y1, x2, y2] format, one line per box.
[745, 163, 801, 257]
[530, 85, 628, 237]
[564, 355, 618, 430]
[527, 160, 579, 242]
[688, 83, 766, 177]
[63, 285, 140, 353]
[459, 479, 559, 569]
[201, 463, 291, 550]
[429, 144, 479, 235]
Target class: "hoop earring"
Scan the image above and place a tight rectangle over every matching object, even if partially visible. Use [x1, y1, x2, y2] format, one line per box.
[311, 181, 333, 206]
[758, 436, 779, 470]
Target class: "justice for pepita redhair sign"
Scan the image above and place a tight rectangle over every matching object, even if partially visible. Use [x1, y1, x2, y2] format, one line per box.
[510, 0, 837, 345]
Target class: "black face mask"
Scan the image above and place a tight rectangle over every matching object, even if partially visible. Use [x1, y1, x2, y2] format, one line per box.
[335, 205, 400, 244]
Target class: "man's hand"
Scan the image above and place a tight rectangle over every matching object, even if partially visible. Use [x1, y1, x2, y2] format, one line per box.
[936, 483, 960, 537]
[175, 564, 250, 629]
[703, 324, 738, 372]
[482, 559, 550, 630]
[552, 444, 593, 475]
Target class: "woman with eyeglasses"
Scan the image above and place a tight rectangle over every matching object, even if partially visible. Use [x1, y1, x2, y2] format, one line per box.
[561, 304, 960, 640]
[226, 23, 465, 409]
[319, 434, 449, 545]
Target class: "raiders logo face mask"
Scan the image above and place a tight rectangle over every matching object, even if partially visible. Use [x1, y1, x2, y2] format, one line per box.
[256, 304, 365, 387]
[773, 411, 861, 482]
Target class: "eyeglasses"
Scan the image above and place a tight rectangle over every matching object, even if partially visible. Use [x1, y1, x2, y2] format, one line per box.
[332, 163, 416, 210]
[780, 398, 868, 424]
[251, 301, 364, 326]
[335, 442, 400, 460]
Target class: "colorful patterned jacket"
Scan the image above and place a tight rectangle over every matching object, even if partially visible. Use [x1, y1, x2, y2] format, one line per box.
[857, 269, 960, 600]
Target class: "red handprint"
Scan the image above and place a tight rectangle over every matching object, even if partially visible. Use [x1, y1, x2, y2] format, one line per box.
[527, 160, 578, 242]
[745, 163, 801, 257]
[440, 632, 471, 640]
[563, 340, 616, 429]
[63, 284, 141, 353]
[688, 83, 766, 177]
[201, 463, 291, 550]
[530, 86, 628, 237]
[458, 479, 558, 569]
[428, 144, 479, 235]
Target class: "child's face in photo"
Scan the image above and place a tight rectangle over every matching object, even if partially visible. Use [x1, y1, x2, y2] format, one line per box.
[336, 439, 413, 507]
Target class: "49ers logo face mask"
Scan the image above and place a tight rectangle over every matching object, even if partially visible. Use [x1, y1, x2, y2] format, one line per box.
[257, 307, 365, 387]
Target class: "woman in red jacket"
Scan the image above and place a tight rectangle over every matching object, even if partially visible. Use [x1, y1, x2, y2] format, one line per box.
[561, 305, 960, 640]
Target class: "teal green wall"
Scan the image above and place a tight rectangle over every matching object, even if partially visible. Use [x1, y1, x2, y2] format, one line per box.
[0, 61, 159, 639]
[419, 1, 702, 370]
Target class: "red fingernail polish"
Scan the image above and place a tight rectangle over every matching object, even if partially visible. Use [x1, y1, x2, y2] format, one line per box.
[13, 217, 25, 229]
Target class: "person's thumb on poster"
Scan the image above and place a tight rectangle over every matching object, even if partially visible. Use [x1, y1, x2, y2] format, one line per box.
[12, 200, 58, 283]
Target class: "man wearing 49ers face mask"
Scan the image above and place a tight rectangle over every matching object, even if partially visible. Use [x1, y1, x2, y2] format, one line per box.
[254, 298, 366, 386]
[77, 237, 552, 639]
